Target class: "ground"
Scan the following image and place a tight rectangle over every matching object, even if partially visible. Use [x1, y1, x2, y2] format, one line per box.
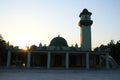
[0, 68, 120, 80]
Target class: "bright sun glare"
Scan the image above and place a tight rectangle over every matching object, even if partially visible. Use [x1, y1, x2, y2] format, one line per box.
[12, 34, 37, 50]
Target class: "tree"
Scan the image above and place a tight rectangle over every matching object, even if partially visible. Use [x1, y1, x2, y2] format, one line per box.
[108, 40, 115, 46]
[95, 40, 120, 65]
[0, 34, 3, 40]
[0, 34, 7, 66]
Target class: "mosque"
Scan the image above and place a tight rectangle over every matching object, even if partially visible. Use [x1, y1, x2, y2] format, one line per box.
[6, 9, 113, 69]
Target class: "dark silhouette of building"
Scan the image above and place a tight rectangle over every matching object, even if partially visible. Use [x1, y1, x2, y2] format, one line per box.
[6, 9, 113, 69]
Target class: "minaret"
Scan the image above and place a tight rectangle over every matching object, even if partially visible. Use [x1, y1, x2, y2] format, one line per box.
[78, 8, 93, 51]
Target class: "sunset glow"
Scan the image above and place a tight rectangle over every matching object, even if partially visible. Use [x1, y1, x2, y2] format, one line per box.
[12, 33, 38, 49]
[0, 0, 120, 49]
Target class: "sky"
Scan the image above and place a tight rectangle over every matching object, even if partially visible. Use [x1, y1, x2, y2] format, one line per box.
[0, 0, 120, 49]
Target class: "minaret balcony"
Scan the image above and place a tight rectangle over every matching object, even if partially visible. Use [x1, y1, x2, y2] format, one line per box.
[79, 20, 93, 26]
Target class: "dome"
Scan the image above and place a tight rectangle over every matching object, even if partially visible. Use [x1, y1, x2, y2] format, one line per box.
[49, 35, 68, 47]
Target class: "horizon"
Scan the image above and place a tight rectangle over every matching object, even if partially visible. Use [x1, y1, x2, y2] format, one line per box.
[0, 0, 120, 49]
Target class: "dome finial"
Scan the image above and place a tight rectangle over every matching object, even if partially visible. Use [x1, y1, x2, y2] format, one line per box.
[58, 35, 60, 37]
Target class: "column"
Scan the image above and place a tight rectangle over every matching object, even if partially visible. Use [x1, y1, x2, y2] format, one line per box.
[27, 52, 31, 68]
[47, 52, 51, 69]
[32, 55, 35, 67]
[7, 50, 11, 67]
[105, 52, 109, 70]
[86, 52, 89, 70]
[66, 52, 69, 69]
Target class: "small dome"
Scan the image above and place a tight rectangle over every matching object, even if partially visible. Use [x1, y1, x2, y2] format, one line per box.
[49, 35, 68, 47]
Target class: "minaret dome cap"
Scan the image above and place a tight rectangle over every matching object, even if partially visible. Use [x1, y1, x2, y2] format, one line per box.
[79, 8, 92, 17]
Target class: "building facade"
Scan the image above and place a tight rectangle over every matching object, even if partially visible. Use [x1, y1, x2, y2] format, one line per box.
[6, 9, 110, 69]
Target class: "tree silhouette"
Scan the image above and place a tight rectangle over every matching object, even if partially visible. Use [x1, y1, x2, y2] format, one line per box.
[94, 40, 120, 65]
[0, 34, 7, 66]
